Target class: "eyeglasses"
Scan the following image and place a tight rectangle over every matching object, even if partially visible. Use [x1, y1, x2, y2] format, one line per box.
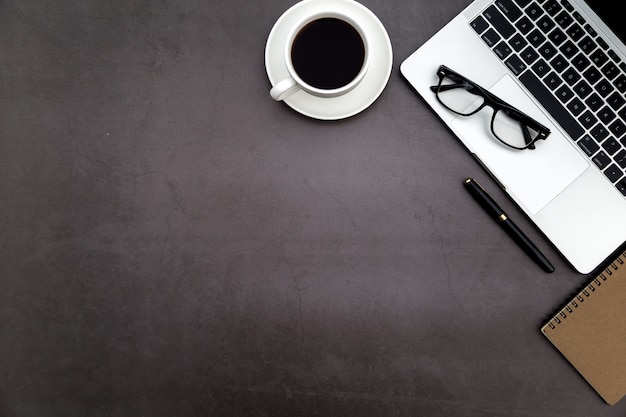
[430, 65, 551, 150]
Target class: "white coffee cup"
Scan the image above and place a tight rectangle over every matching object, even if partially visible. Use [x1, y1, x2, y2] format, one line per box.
[270, 11, 370, 101]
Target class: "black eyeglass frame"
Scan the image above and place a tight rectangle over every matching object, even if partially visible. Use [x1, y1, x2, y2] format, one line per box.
[430, 65, 551, 150]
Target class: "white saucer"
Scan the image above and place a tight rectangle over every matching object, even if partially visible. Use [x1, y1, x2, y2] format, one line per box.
[265, 0, 393, 120]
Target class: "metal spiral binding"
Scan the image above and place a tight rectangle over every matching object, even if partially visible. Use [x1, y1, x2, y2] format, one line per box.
[546, 251, 626, 330]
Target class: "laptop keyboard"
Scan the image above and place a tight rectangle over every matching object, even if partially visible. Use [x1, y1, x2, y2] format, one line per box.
[470, 0, 626, 196]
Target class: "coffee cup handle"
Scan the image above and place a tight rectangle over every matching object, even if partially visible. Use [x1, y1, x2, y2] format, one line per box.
[270, 77, 300, 101]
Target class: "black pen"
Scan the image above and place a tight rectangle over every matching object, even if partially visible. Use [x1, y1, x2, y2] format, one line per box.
[464, 178, 555, 273]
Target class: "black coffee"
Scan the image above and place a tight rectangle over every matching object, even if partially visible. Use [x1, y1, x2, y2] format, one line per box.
[291, 18, 365, 90]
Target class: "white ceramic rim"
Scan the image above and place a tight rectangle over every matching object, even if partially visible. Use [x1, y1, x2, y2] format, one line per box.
[283, 11, 371, 98]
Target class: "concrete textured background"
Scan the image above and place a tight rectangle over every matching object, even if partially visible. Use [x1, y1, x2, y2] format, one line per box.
[1, 0, 624, 415]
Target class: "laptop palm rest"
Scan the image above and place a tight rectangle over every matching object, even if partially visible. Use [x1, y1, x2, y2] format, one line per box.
[451, 75, 589, 214]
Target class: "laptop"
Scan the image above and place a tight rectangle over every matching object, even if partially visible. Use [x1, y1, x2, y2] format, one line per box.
[401, 0, 626, 274]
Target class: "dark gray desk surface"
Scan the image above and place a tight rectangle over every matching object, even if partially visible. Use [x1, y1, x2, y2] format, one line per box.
[1, 0, 624, 416]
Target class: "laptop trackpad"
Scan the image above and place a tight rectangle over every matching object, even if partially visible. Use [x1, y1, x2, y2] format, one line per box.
[451, 75, 589, 214]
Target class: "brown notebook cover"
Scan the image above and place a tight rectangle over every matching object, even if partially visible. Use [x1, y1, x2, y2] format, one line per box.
[542, 250, 626, 405]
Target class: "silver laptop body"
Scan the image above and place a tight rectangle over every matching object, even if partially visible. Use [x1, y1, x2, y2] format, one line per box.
[401, 0, 626, 274]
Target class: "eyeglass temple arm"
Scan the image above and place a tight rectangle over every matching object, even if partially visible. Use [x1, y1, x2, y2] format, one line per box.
[502, 107, 551, 138]
[429, 82, 468, 93]
[521, 123, 537, 149]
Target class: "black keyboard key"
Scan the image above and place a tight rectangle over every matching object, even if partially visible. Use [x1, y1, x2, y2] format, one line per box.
[526, 3, 544, 20]
[555, 10, 573, 28]
[579, 110, 597, 129]
[544, 71, 563, 90]
[550, 54, 568, 73]
[573, 79, 593, 99]
[509, 33, 528, 51]
[532, 59, 550, 78]
[519, 71, 585, 139]
[590, 124, 609, 142]
[608, 50, 621, 63]
[602, 138, 621, 155]
[578, 36, 597, 54]
[537, 15, 556, 33]
[567, 23, 585, 42]
[538, 42, 558, 59]
[556, 84, 574, 103]
[604, 163, 623, 183]
[543, 0, 562, 15]
[496, 0, 523, 21]
[494, 41, 513, 59]
[521, 46, 540, 64]
[484, 5, 516, 38]
[607, 92, 626, 111]
[592, 150, 611, 169]
[595, 79, 614, 98]
[602, 62, 620, 80]
[597, 37, 609, 50]
[614, 75, 626, 93]
[591, 49, 609, 67]
[532, 59, 551, 77]
[584, 24, 597, 37]
[615, 149, 626, 168]
[573, 11, 585, 24]
[482, 28, 502, 47]
[577, 134, 600, 156]
[561, 0, 574, 12]
[559, 40, 577, 58]
[598, 106, 616, 124]
[582, 67, 602, 85]
[527, 29, 546, 47]
[471, 16, 489, 34]
[505, 54, 527, 75]
[515, 16, 534, 34]
[572, 53, 591, 71]
[567, 97, 585, 116]
[562, 68, 581, 85]
[585, 93, 603, 111]
[609, 119, 626, 139]
[548, 28, 567, 45]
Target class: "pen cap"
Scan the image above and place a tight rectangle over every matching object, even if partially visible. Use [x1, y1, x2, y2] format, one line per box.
[464, 178, 506, 219]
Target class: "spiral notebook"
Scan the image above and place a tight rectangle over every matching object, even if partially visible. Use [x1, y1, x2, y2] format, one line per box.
[542, 250, 626, 405]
